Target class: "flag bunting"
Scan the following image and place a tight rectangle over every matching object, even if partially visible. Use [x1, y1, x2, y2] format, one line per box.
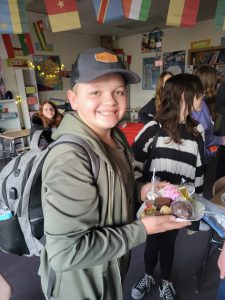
[166, 0, 200, 27]
[0, 34, 14, 58]
[44, 0, 81, 32]
[92, 0, 124, 24]
[33, 20, 47, 51]
[122, 0, 152, 21]
[215, 0, 225, 31]
[0, 0, 29, 34]
[18, 33, 34, 56]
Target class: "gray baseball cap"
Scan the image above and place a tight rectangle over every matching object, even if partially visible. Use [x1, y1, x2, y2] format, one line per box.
[70, 47, 140, 88]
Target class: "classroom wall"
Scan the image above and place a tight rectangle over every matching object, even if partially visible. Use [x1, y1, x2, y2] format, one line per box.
[2, 12, 100, 103]
[2, 18, 225, 109]
[114, 19, 225, 109]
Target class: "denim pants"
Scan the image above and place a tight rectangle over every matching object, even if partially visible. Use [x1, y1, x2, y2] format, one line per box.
[217, 279, 225, 300]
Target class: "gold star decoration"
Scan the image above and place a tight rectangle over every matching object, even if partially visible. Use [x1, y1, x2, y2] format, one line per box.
[0, 23, 8, 30]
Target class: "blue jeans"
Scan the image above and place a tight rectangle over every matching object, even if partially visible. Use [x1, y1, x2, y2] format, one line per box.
[217, 279, 225, 300]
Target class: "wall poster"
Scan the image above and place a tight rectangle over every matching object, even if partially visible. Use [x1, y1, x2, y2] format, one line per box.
[141, 28, 164, 53]
[33, 55, 63, 91]
[142, 57, 161, 90]
[163, 50, 186, 74]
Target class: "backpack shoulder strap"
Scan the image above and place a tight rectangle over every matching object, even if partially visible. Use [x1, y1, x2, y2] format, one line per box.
[48, 134, 100, 180]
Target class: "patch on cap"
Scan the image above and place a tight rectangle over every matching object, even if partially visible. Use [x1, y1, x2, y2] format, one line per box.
[95, 52, 118, 63]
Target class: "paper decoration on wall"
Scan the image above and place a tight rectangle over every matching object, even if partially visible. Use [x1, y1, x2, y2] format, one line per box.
[215, 0, 225, 31]
[0, 0, 29, 34]
[33, 55, 63, 91]
[163, 50, 186, 74]
[0, 34, 14, 58]
[142, 57, 161, 90]
[33, 20, 47, 51]
[45, 0, 81, 32]
[18, 33, 34, 56]
[7, 58, 29, 67]
[122, 0, 152, 21]
[166, 0, 200, 27]
[141, 28, 164, 53]
[92, 0, 124, 24]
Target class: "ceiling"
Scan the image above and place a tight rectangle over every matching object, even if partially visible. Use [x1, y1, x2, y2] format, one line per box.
[26, 0, 217, 38]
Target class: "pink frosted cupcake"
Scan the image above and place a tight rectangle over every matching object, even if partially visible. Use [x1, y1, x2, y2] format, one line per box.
[161, 184, 180, 201]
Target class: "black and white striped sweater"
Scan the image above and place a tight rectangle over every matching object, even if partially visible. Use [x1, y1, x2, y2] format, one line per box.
[132, 121, 205, 194]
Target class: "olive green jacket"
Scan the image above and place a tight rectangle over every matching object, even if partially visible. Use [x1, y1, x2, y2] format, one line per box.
[39, 112, 147, 300]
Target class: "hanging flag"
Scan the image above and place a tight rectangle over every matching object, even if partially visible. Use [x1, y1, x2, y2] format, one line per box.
[0, 0, 29, 34]
[0, 34, 14, 58]
[122, 0, 152, 21]
[92, 0, 124, 24]
[18, 33, 34, 56]
[166, 0, 200, 27]
[44, 0, 81, 32]
[215, 0, 225, 31]
[33, 20, 47, 51]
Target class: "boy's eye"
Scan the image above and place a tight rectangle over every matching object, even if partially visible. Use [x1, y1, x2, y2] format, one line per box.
[115, 90, 125, 96]
[90, 91, 100, 95]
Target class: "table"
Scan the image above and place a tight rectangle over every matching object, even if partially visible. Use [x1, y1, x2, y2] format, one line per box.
[0, 129, 30, 159]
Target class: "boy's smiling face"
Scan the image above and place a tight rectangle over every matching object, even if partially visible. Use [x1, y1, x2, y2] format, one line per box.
[67, 73, 127, 138]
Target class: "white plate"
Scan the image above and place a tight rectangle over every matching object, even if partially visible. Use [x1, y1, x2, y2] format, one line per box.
[137, 200, 205, 222]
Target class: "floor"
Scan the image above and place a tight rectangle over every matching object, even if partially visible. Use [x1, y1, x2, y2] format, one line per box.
[0, 156, 222, 300]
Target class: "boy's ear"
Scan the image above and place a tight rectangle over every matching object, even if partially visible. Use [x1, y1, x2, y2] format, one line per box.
[67, 89, 78, 111]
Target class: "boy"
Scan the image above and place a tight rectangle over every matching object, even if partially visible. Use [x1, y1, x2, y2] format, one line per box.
[39, 47, 190, 300]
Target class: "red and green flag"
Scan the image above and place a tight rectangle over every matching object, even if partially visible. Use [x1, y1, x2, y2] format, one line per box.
[92, 0, 124, 24]
[18, 33, 34, 56]
[166, 0, 200, 27]
[215, 0, 225, 31]
[0, 0, 29, 34]
[44, 0, 81, 32]
[122, 0, 152, 21]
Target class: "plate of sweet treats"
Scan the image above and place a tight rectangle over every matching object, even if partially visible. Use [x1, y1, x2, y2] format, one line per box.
[137, 183, 205, 222]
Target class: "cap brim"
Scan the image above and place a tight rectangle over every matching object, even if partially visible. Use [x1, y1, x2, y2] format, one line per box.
[75, 69, 140, 84]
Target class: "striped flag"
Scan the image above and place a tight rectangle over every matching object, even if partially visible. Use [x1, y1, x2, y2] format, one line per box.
[166, 0, 200, 27]
[33, 20, 47, 51]
[215, 0, 225, 31]
[44, 0, 81, 32]
[0, 34, 14, 58]
[0, 0, 29, 34]
[92, 0, 124, 24]
[122, 0, 152, 21]
[18, 33, 34, 56]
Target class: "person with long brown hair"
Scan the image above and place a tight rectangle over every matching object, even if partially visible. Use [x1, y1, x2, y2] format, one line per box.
[138, 71, 173, 124]
[131, 74, 205, 300]
[192, 65, 219, 164]
[30, 100, 63, 147]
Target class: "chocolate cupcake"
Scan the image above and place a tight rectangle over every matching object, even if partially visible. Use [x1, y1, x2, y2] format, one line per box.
[171, 200, 193, 220]
[155, 197, 172, 210]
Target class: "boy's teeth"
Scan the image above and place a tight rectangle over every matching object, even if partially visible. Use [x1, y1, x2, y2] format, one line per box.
[99, 111, 115, 115]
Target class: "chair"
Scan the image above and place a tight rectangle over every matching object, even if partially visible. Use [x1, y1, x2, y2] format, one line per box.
[213, 176, 225, 196]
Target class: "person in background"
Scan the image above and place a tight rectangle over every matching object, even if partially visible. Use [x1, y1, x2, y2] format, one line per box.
[192, 65, 219, 164]
[215, 81, 225, 179]
[217, 241, 225, 300]
[38, 47, 190, 300]
[131, 74, 205, 300]
[30, 100, 63, 147]
[138, 71, 173, 124]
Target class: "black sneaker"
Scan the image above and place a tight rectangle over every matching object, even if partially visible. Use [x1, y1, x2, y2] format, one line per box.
[131, 273, 155, 300]
[159, 280, 176, 300]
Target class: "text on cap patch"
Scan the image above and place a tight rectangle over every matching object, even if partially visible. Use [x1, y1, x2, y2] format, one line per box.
[95, 52, 118, 63]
